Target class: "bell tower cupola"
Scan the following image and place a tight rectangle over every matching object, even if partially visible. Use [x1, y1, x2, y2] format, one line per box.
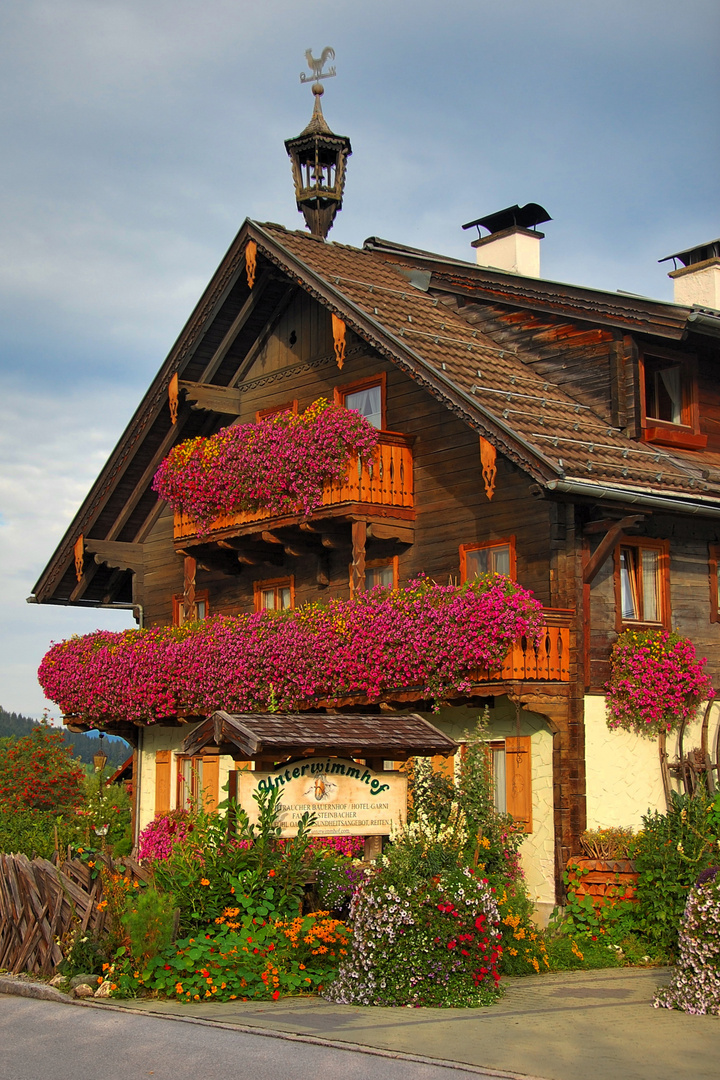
[285, 48, 352, 240]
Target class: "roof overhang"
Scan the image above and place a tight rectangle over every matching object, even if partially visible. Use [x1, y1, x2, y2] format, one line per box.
[181, 710, 458, 761]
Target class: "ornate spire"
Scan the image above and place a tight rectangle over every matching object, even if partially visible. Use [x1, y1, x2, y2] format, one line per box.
[285, 48, 352, 240]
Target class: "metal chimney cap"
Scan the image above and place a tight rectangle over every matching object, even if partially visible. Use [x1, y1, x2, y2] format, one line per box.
[659, 238, 720, 270]
[463, 203, 552, 237]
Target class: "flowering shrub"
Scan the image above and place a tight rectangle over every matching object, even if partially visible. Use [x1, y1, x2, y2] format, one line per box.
[0, 723, 84, 812]
[152, 398, 378, 533]
[579, 826, 636, 860]
[134, 911, 349, 1002]
[653, 868, 720, 1015]
[325, 865, 502, 1007]
[309, 835, 364, 858]
[605, 629, 713, 738]
[138, 811, 191, 861]
[39, 577, 544, 724]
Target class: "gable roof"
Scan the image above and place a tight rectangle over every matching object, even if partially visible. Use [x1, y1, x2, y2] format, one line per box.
[31, 218, 720, 607]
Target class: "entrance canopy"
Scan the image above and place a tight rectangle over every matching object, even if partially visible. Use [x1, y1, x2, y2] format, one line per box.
[180, 710, 457, 761]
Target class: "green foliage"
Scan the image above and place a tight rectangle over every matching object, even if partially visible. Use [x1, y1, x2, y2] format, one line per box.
[121, 886, 176, 965]
[633, 790, 720, 957]
[149, 786, 316, 935]
[0, 808, 82, 857]
[57, 924, 104, 977]
[77, 770, 133, 856]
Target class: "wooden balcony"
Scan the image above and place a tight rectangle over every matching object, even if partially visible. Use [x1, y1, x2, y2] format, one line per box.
[174, 432, 414, 543]
[473, 609, 573, 683]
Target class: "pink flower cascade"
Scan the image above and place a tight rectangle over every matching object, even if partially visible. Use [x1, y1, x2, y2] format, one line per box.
[38, 578, 544, 725]
[605, 628, 714, 739]
[137, 812, 190, 860]
[152, 398, 379, 532]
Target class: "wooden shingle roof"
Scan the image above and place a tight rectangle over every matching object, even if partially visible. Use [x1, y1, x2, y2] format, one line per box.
[181, 710, 458, 760]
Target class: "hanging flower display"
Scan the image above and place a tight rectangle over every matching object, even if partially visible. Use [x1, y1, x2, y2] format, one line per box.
[38, 577, 544, 726]
[605, 628, 713, 739]
[152, 398, 378, 532]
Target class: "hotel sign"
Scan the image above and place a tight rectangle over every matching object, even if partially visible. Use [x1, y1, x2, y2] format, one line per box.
[237, 756, 407, 837]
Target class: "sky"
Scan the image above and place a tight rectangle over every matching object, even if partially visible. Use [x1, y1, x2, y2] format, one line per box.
[0, 0, 718, 717]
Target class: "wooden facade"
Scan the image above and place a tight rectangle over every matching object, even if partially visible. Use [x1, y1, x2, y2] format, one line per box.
[31, 218, 720, 905]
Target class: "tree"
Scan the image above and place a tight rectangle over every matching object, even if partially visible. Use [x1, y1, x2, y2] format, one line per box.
[0, 724, 84, 811]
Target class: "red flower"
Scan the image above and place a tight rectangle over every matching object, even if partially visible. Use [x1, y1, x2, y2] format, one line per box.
[447, 940, 457, 950]
[272, 990, 280, 1000]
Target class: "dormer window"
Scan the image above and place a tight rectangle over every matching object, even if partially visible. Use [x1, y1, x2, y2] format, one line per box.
[640, 351, 706, 449]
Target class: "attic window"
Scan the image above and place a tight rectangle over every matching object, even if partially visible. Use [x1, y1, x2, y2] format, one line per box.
[335, 374, 386, 430]
[640, 352, 706, 449]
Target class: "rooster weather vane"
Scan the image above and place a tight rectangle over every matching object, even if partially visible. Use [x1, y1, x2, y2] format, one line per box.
[300, 47, 336, 84]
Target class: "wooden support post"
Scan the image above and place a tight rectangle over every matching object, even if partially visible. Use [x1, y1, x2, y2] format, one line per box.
[183, 555, 197, 623]
[363, 835, 382, 861]
[350, 520, 367, 598]
[227, 768, 238, 838]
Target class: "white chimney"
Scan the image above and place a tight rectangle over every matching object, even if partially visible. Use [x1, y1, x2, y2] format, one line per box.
[661, 239, 720, 310]
[463, 203, 550, 279]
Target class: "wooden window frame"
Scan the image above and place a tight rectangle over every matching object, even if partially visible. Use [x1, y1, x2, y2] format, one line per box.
[172, 590, 209, 627]
[361, 555, 399, 592]
[255, 399, 298, 422]
[710, 544, 720, 623]
[253, 576, 295, 613]
[455, 736, 532, 831]
[334, 373, 387, 430]
[613, 537, 670, 632]
[459, 537, 517, 582]
[176, 753, 220, 812]
[639, 348, 706, 450]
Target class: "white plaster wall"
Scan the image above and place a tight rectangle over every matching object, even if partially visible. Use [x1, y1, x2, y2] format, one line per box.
[137, 723, 237, 835]
[422, 701, 555, 912]
[671, 263, 720, 310]
[473, 232, 541, 277]
[584, 694, 719, 830]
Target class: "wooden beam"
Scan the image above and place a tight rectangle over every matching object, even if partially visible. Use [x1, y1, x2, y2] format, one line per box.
[183, 555, 197, 623]
[367, 521, 415, 545]
[199, 277, 269, 384]
[226, 288, 297, 387]
[86, 540, 145, 574]
[583, 515, 644, 585]
[178, 381, 244, 415]
[69, 564, 99, 603]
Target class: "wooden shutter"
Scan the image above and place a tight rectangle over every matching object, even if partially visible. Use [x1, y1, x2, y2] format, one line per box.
[505, 737, 532, 832]
[431, 753, 456, 779]
[202, 755, 220, 811]
[155, 750, 172, 816]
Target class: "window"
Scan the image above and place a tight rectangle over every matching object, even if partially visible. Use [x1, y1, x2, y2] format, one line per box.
[460, 538, 516, 582]
[254, 577, 295, 612]
[364, 556, 398, 591]
[173, 591, 209, 626]
[444, 737, 532, 831]
[175, 754, 220, 812]
[335, 374, 386, 430]
[177, 756, 204, 810]
[709, 544, 720, 623]
[640, 351, 705, 449]
[614, 539, 669, 629]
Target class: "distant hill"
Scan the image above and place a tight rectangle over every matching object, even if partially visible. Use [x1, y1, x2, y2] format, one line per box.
[0, 708, 131, 768]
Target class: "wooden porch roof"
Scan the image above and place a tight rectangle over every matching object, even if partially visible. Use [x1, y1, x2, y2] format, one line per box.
[180, 710, 457, 760]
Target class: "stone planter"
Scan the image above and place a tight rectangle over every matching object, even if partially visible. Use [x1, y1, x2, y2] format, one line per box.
[566, 857, 638, 904]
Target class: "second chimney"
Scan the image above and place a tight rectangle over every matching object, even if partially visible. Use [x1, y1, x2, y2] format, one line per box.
[463, 203, 551, 278]
[660, 239, 720, 310]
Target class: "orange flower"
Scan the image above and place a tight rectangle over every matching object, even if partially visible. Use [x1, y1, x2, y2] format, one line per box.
[200, 878, 210, 886]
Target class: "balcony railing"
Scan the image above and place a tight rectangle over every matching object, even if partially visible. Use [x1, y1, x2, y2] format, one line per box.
[174, 432, 414, 541]
[473, 609, 573, 683]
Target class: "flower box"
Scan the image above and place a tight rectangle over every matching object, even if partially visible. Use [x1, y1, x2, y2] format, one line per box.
[566, 857, 638, 904]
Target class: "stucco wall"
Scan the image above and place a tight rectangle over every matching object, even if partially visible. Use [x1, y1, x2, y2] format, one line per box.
[423, 700, 555, 913]
[137, 724, 236, 835]
[584, 694, 719, 830]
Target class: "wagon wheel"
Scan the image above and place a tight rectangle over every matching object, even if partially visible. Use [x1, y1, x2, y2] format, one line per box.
[677, 714, 692, 796]
[713, 706, 720, 796]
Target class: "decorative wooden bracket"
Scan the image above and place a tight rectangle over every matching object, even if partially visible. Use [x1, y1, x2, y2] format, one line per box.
[479, 437, 497, 500]
[582, 515, 645, 585]
[183, 554, 197, 624]
[74, 535, 85, 582]
[245, 240, 257, 290]
[169, 372, 179, 425]
[331, 314, 346, 370]
[350, 520, 367, 597]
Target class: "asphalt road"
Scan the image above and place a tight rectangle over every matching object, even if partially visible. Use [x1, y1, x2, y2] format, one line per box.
[0, 997, 512, 1080]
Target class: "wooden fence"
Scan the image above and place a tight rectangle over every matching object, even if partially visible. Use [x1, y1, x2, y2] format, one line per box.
[0, 852, 148, 977]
